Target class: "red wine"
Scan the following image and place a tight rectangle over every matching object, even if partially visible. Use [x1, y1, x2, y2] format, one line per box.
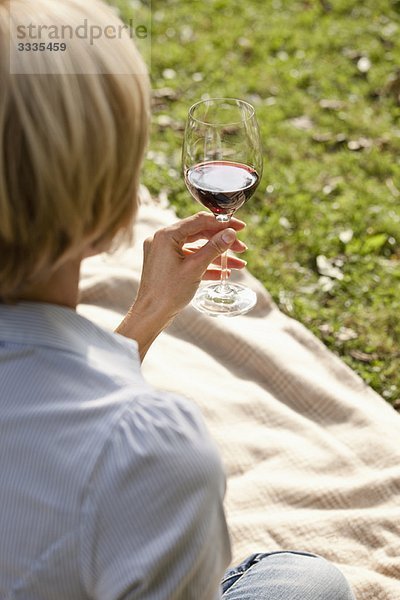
[185, 161, 259, 217]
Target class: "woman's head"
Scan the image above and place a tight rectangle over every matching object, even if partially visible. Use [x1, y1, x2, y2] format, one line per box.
[0, 0, 150, 299]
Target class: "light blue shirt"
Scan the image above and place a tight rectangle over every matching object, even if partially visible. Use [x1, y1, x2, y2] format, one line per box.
[0, 302, 231, 599]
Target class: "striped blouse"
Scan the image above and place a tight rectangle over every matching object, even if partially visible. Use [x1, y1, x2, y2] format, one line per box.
[0, 302, 231, 599]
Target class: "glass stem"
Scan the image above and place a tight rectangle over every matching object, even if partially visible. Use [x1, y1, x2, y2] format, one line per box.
[216, 214, 232, 295]
[220, 249, 229, 292]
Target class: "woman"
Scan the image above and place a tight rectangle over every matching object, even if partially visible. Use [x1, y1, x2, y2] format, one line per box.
[0, 0, 355, 598]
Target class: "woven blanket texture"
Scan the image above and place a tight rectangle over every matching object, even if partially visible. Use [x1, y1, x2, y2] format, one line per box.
[78, 194, 400, 600]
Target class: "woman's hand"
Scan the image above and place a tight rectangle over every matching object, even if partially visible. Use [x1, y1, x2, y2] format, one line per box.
[139, 211, 247, 314]
[116, 212, 247, 359]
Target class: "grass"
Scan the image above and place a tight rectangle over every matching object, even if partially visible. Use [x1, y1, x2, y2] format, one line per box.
[113, 0, 400, 410]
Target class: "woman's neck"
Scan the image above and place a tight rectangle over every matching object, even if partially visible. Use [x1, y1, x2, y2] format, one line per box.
[15, 258, 82, 309]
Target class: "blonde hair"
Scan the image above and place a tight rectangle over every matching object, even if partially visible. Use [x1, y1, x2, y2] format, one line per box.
[0, 0, 150, 298]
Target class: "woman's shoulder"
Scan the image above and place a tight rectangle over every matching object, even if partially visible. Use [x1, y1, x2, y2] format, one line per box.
[91, 388, 224, 487]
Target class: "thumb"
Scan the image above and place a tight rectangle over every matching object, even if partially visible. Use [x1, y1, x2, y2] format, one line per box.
[191, 228, 237, 269]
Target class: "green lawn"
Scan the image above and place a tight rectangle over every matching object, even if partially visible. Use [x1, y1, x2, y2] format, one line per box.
[113, 0, 400, 410]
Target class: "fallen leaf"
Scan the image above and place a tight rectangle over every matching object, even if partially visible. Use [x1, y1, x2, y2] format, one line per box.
[162, 68, 177, 80]
[238, 37, 254, 58]
[278, 290, 294, 313]
[350, 349, 378, 362]
[147, 150, 168, 167]
[277, 50, 289, 61]
[342, 48, 361, 60]
[289, 115, 314, 130]
[279, 217, 291, 229]
[318, 276, 336, 292]
[336, 327, 358, 342]
[347, 137, 373, 151]
[312, 132, 347, 148]
[319, 323, 333, 334]
[339, 229, 354, 244]
[386, 178, 400, 198]
[152, 88, 179, 110]
[299, 283, 318, 294]
[382, 22, 398, 38]
[323, 184, 334, 195]
[238, 37, 252, 49]
[156, 115, 173, 128]
[316, 255, 344, 280]
[155, 115, 185, 132]
[153, 87, 178, 100]
[180, 25, 195, 43]
[357, 56, 371, 74]
[319, 99, 345, 110]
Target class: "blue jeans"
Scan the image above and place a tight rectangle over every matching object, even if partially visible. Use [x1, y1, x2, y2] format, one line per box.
[221, 551, 355, 599]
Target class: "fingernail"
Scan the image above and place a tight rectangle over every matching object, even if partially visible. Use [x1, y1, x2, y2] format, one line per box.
[221, 229, 236, 244]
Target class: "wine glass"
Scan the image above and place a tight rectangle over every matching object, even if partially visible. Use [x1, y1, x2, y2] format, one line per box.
[182, 97, 263, 316]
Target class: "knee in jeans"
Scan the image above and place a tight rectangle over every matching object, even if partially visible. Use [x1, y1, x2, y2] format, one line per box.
[221, 551, 355, 600]
[306, 555, 354, 600]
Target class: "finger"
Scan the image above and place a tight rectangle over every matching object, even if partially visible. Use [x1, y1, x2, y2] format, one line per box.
[184, 234, 247, 252]
[167, 212, 246, 245]
[189, 228, 238, 269]
[183, 238, 247, 254]
[191, 212, 246, 230]
[212, 255, 247, 269]
[202, 268, 232, 281]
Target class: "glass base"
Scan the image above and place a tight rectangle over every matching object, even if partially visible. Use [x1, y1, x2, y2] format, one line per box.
[192, 282, 257, 317]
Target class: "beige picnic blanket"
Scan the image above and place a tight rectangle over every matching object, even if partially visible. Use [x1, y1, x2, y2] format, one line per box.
[78, 190, 400, 600]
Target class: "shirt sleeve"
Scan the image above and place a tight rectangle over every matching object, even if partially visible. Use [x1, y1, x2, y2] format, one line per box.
[79, 391, 231, 600]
